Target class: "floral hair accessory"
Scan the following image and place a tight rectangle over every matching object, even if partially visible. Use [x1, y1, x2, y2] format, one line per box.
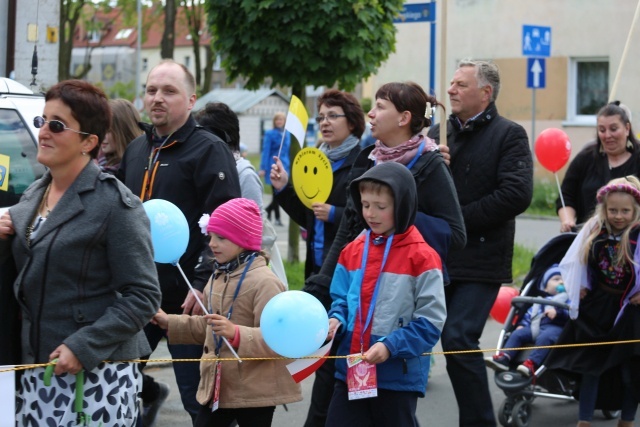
[425, 101, 432, 119]
[198, 213, 210, 236]
[596, 183, 640, 205]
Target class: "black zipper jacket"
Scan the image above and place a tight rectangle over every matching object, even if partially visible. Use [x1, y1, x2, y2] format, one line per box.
[428, 103, 533, 284]
[119, 115, 241, 312]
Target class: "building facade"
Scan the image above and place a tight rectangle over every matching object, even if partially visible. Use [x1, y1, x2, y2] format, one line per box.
[365, 0, 640, 176]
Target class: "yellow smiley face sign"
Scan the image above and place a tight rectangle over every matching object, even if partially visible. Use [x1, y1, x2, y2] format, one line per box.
[291, 147, 333, 209]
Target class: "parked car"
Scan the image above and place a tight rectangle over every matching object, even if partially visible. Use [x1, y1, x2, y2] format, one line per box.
[0, 78, 45, 214]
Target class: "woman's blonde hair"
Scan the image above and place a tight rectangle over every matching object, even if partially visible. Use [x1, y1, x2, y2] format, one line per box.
[272, 112, 286, 127]
[582, 175, 640, 266]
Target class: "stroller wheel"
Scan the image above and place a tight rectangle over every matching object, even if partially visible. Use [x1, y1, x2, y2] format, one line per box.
[511, 400, 532, 427]
[602, 410, 621, 420]
[498, 398, 515, 427]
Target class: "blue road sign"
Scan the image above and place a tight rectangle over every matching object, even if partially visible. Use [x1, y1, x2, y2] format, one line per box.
[522, 25, 551, 57]
[527, 58, 546, 89]
[394, 2, 436, 23]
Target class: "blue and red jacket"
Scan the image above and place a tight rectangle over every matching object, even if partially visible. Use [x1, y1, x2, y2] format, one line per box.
[328, 225, 446, 396]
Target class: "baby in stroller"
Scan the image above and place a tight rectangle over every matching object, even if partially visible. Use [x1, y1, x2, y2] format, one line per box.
[485, 264, 570, 377]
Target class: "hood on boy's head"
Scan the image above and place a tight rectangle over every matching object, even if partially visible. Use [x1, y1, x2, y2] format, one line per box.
[541, 264, 562, 290]
[349, 162, 417, 235]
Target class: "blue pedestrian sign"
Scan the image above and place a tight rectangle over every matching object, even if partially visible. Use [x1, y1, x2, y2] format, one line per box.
[522, 25, 551, 57]
[527, 58, 546, 89]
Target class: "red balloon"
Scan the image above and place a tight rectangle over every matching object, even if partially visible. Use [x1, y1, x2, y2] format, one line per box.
[490, 286, 519, 324]
[535, 128, 572, 173]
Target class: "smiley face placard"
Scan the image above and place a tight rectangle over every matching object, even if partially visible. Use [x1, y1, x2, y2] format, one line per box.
[291, 147, 333, 209]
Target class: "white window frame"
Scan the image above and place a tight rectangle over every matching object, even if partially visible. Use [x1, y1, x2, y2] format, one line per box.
[115, 28, 133, 40]
[565, 57, 609, 126]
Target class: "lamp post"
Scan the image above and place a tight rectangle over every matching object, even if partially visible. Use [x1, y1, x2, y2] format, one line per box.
[134, 0, 142, 110]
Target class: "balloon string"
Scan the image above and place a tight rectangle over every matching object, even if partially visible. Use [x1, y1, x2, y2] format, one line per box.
[555, 173, 566, 210]
[176, 262, 242, 363]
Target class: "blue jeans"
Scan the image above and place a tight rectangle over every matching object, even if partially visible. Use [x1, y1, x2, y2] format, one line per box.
[442, 281, 500, 427]
[145, 322, 201, 424]
[503, 323, 562, 367]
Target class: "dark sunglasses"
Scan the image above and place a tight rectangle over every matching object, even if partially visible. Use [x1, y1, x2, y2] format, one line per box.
[34, 116, 90, 136]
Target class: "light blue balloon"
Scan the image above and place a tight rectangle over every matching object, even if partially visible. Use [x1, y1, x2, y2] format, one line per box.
[260, 291, 329, 358]
[143, 199, 189, 265]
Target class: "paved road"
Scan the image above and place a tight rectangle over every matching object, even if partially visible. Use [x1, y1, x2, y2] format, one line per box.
[147, 215, 621, 426]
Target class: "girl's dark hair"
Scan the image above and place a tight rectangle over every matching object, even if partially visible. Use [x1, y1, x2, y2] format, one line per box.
[596, 100, 638, 153]
[45, 79, 111, 158]
[195, 102, 241, 152]
[375, 82, 443, 135]
[317, 89, 365, 138]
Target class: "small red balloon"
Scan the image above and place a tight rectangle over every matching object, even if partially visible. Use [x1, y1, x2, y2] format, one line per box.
[535, 128, 571, 173]
[490, 286, 519, 324]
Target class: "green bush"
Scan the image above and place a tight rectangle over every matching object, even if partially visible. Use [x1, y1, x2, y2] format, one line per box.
[526, 179, 559, 217]
[512, 243, 536, 283]
[283, 260, 305, 290]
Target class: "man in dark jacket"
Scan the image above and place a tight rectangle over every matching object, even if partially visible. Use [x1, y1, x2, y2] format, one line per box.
[119, 59, 241, 425]
[428, 60, 533, 427]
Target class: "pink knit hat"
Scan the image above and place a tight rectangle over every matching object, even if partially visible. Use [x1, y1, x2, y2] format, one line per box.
[207, 198, 263, 251]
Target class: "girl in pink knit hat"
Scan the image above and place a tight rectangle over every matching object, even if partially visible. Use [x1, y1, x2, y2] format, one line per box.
[153, 198, 301, 426]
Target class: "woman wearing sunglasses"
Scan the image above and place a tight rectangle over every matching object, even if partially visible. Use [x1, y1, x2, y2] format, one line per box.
[0, 80, 160, 425]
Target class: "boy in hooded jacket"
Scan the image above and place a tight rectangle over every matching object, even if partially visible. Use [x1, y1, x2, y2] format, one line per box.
[325, 162, 447, 426]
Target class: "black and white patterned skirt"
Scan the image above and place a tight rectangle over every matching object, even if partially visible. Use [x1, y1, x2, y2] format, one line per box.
[16, 362, 141, 426]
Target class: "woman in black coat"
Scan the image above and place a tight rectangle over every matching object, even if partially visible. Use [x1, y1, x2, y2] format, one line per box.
[557, 101, 640, 231]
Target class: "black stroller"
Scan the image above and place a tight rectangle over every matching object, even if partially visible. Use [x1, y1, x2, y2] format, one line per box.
[488, 233, 621, 427]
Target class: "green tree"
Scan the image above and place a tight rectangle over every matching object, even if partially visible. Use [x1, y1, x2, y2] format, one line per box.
[205, 0, 403, 95]
[59, 0, 89, 80]
[206, 0, 402, 261]
[161, 0, 178, 59]
[58, 0, 141, 81]
[180, 0, 215, 94]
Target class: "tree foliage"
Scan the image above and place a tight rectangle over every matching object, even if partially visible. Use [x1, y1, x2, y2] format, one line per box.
[180, 0, 215, 93]
[59, 0, 88, 80]
[204, 0, 403, 92]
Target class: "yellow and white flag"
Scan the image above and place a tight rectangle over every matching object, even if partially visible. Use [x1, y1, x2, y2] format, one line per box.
[285, 95, 308, 146]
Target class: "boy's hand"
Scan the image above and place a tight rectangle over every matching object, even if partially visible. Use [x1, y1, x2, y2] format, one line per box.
[327, 318, 340, 341]
[206, 313, 236, 340]
[544, 307, 557, 319]
[363, 342, 390, 365]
